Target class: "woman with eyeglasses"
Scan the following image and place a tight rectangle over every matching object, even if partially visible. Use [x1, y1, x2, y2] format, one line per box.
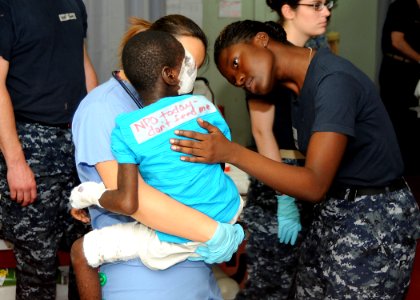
[237, 1, 334, 299]
[170, 19, 420, 299]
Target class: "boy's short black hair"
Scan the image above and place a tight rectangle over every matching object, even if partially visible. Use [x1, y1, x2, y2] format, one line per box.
[122, 30, 184, 93]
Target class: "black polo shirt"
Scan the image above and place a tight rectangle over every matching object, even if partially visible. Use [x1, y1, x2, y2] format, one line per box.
[381, 0, 420, 57]
[0, 0, 88, 124]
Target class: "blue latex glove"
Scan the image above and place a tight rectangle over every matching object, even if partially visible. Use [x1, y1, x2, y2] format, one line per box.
[277, 194, 301, 246]
[188, 222, 245, 264]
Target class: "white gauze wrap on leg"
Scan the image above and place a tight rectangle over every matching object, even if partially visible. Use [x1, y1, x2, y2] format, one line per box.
[83, 221, 201, 270]
[83, 221, 146, 268]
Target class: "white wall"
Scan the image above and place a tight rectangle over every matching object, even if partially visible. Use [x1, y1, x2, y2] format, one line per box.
[328, 0, 380, 81]
[84, 0, 153, 83]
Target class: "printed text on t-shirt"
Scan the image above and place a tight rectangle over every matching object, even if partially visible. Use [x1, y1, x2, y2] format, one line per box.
[130, 96, 216, 144]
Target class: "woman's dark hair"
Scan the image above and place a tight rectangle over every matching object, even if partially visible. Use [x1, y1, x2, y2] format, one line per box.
[122, 30, 184, 93]
[151, 15, 208, 51]
[266, 0, 299, 24]
[152, 14, 209, 66]
[118, 14, 208, 67]
[214, 20, 288, 66]
[266, 0, 299, 12]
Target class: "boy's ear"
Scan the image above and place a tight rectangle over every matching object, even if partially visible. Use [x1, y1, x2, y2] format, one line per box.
[162, 66, 179, 86]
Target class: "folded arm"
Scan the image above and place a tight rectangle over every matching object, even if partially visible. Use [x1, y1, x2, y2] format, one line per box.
[391, 31, 420, 62]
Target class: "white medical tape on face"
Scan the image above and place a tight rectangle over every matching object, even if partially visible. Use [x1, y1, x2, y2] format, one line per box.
[178, 49, 197, 95]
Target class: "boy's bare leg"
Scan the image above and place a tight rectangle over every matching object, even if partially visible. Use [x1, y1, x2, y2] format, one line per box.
[71, 237, 101, 300]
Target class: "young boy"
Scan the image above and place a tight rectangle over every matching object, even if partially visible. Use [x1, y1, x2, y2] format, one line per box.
[69, 29, 244, 294]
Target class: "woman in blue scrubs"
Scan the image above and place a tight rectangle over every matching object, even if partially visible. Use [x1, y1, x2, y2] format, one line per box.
[72, 15, 239, 300]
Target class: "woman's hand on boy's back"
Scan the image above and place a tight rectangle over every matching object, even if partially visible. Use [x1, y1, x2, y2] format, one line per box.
[170, 118, 234, 164]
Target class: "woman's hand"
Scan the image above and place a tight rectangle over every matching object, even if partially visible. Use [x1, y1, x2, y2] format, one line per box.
[70, 208, 91, 224]
[170, 118, 233, 164]
[189, 222, 245, 264]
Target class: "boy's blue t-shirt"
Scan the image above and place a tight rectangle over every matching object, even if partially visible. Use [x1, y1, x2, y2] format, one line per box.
[111, 94, 240, 243]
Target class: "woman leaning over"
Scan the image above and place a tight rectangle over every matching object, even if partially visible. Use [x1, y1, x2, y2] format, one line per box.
[171, 20, 420, 299]
[238, 1, 332, 298]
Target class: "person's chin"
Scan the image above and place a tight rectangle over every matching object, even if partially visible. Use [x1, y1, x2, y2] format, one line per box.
[253, 82, 273, 95]
[246, 86, 258, 95]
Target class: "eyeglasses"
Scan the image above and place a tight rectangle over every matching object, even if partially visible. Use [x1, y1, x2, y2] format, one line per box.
[298, 1, 334, 11]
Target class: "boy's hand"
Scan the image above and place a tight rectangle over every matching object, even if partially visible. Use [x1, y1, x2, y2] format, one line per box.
[70, 208, 91, 224]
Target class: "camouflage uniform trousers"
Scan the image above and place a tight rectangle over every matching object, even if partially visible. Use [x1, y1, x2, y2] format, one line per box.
[0, 122, 90, 300]
[236, 158, 313, 300]
[295, 185, 420, 299]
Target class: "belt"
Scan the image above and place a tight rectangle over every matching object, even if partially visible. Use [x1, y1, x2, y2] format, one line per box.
[326, 177, 408, 201]
[15, 116, 71, 129]
[280, 149, 305, 160]
[385, 53, 414, 64]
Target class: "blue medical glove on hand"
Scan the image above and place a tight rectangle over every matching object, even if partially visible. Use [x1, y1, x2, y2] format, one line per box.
[189, 222, 245, 264]
[277, 194, 301, 246]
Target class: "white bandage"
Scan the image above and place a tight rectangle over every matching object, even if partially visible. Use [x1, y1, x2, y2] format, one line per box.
[178, 49, 197, 95]
[415, 79, 420, 99]
[69, 181, 106, 209]
[83, 221, 200, 270]
[83, 222, 142, 268]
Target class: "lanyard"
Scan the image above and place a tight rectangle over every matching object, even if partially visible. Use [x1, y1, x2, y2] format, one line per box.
[112, 71, 144, 109]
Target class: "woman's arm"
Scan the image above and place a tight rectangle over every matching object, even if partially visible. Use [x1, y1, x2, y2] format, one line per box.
[170, 118, 347, 202]
[248, 98, 281, 162]
[96, 160, 217, 242]
[83, 43, 98, 92]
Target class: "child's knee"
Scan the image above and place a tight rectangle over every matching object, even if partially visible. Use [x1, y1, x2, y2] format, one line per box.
[71, 237, 86, 266]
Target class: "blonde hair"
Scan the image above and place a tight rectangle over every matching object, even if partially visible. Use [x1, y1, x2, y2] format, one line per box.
[118, 17, 152, 67]
[118, 15, 208, 68]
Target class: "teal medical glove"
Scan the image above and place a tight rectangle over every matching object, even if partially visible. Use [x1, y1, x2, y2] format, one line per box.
[189, 222, 245, 264]
[277, 194, 301, 246]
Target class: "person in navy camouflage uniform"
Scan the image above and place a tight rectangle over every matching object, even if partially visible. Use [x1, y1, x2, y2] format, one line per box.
[170, 19, 420, 299]
[236, 159, 311, 300]
[0, 0, 97, 299]
[236, 87, 311, 300]
[0, 124, 90, 299]
[236, 1, 332, 298]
